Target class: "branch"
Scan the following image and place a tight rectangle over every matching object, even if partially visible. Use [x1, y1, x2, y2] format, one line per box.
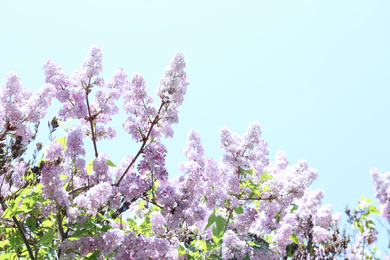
[239, 195, 280, 202]
[223, 208, 233, 233]
[0, 200, 36, 260]
[68, 185, 95, 196]
[57, 212, 66, 241]
[115, 102, 166, 187]
[140, 195, 163, 209]
[85, 81, 99, 158]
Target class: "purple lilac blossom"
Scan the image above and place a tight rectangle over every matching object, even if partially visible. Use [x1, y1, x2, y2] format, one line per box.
[138, 141, 168, 181]
[41, 164, 69, 209]
[123, 73, 157, 141]
[73, 181, 113, 216]
[370, 167, 390, 223]
[155, 52, 189, 138]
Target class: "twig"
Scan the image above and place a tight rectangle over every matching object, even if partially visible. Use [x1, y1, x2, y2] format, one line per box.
[223, 208, 233, 233]
[115, 102, 166, 186]
[68, 185, 95, 196]
[85, 88, 99, 158]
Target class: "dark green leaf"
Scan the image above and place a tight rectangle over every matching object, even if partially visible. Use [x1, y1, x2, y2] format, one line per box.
[26, 217, 36, 232]
[184, 243, 200, 252]
[9, 232, 23, 246]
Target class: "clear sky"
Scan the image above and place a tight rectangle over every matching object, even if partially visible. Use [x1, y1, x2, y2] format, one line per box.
[1, 0, 390, 252]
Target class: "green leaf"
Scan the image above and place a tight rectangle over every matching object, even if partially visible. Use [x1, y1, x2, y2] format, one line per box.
[266, 234, 274, 243]
[178, 245, 186, 256]
[290, 203, 298, 213]
[205, 209, 217, 231]
[48, 248, 57, 259]
[354, 220, 359, 229]
[86, 159, 94, 174]
[1, 199, 29, 218]
[243, 168, 255, 176]
[41, 219, 53, 228]
[55, 137, 67, 150]
[9, 232, 23, 246]
[359, 225, 364, 233]
[139, 216, 151, 235]
[259, 242, 273, 253]
[366, 220, 376, 229]
[286, 243, 297, 257]
[22, 192, 39, 209]
[26, 216, 37, 232]
[260, 171, 274, 181]
[139, 200, 146, 209]
[40, 230, 54, 245]
[86, 251, 98, 260]
[107, 160, 117, 167]
[234, 206, 244, 214]
[0, 253, 18, 260]
[262, 185, 271, 192]
[275, 211, 281, 223]
[212, 216, 226, 237]
[289, 233, 298, 244]
[184, 242, 200, 252]
[242, 179, 261, 196]
[0, 240, 9, 249]
[368, 205, 380, 214]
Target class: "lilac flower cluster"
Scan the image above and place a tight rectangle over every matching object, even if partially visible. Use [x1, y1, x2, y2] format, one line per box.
[74, 181, 113, 215]
[123, 73, 157, 141]
[138, 141, 168, 181]
[0, 72, 55, 142]
[41, 164, 69, 210]
[371, 167, 390, 223]
[1, 45, 389, 259]
[155, 52, 189, 138]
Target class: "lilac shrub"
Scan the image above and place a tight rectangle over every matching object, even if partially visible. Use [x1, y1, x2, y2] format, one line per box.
[0, 45, 388, 260]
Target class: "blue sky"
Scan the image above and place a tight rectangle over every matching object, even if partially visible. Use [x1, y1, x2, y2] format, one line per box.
[1, 0, 390, 252]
